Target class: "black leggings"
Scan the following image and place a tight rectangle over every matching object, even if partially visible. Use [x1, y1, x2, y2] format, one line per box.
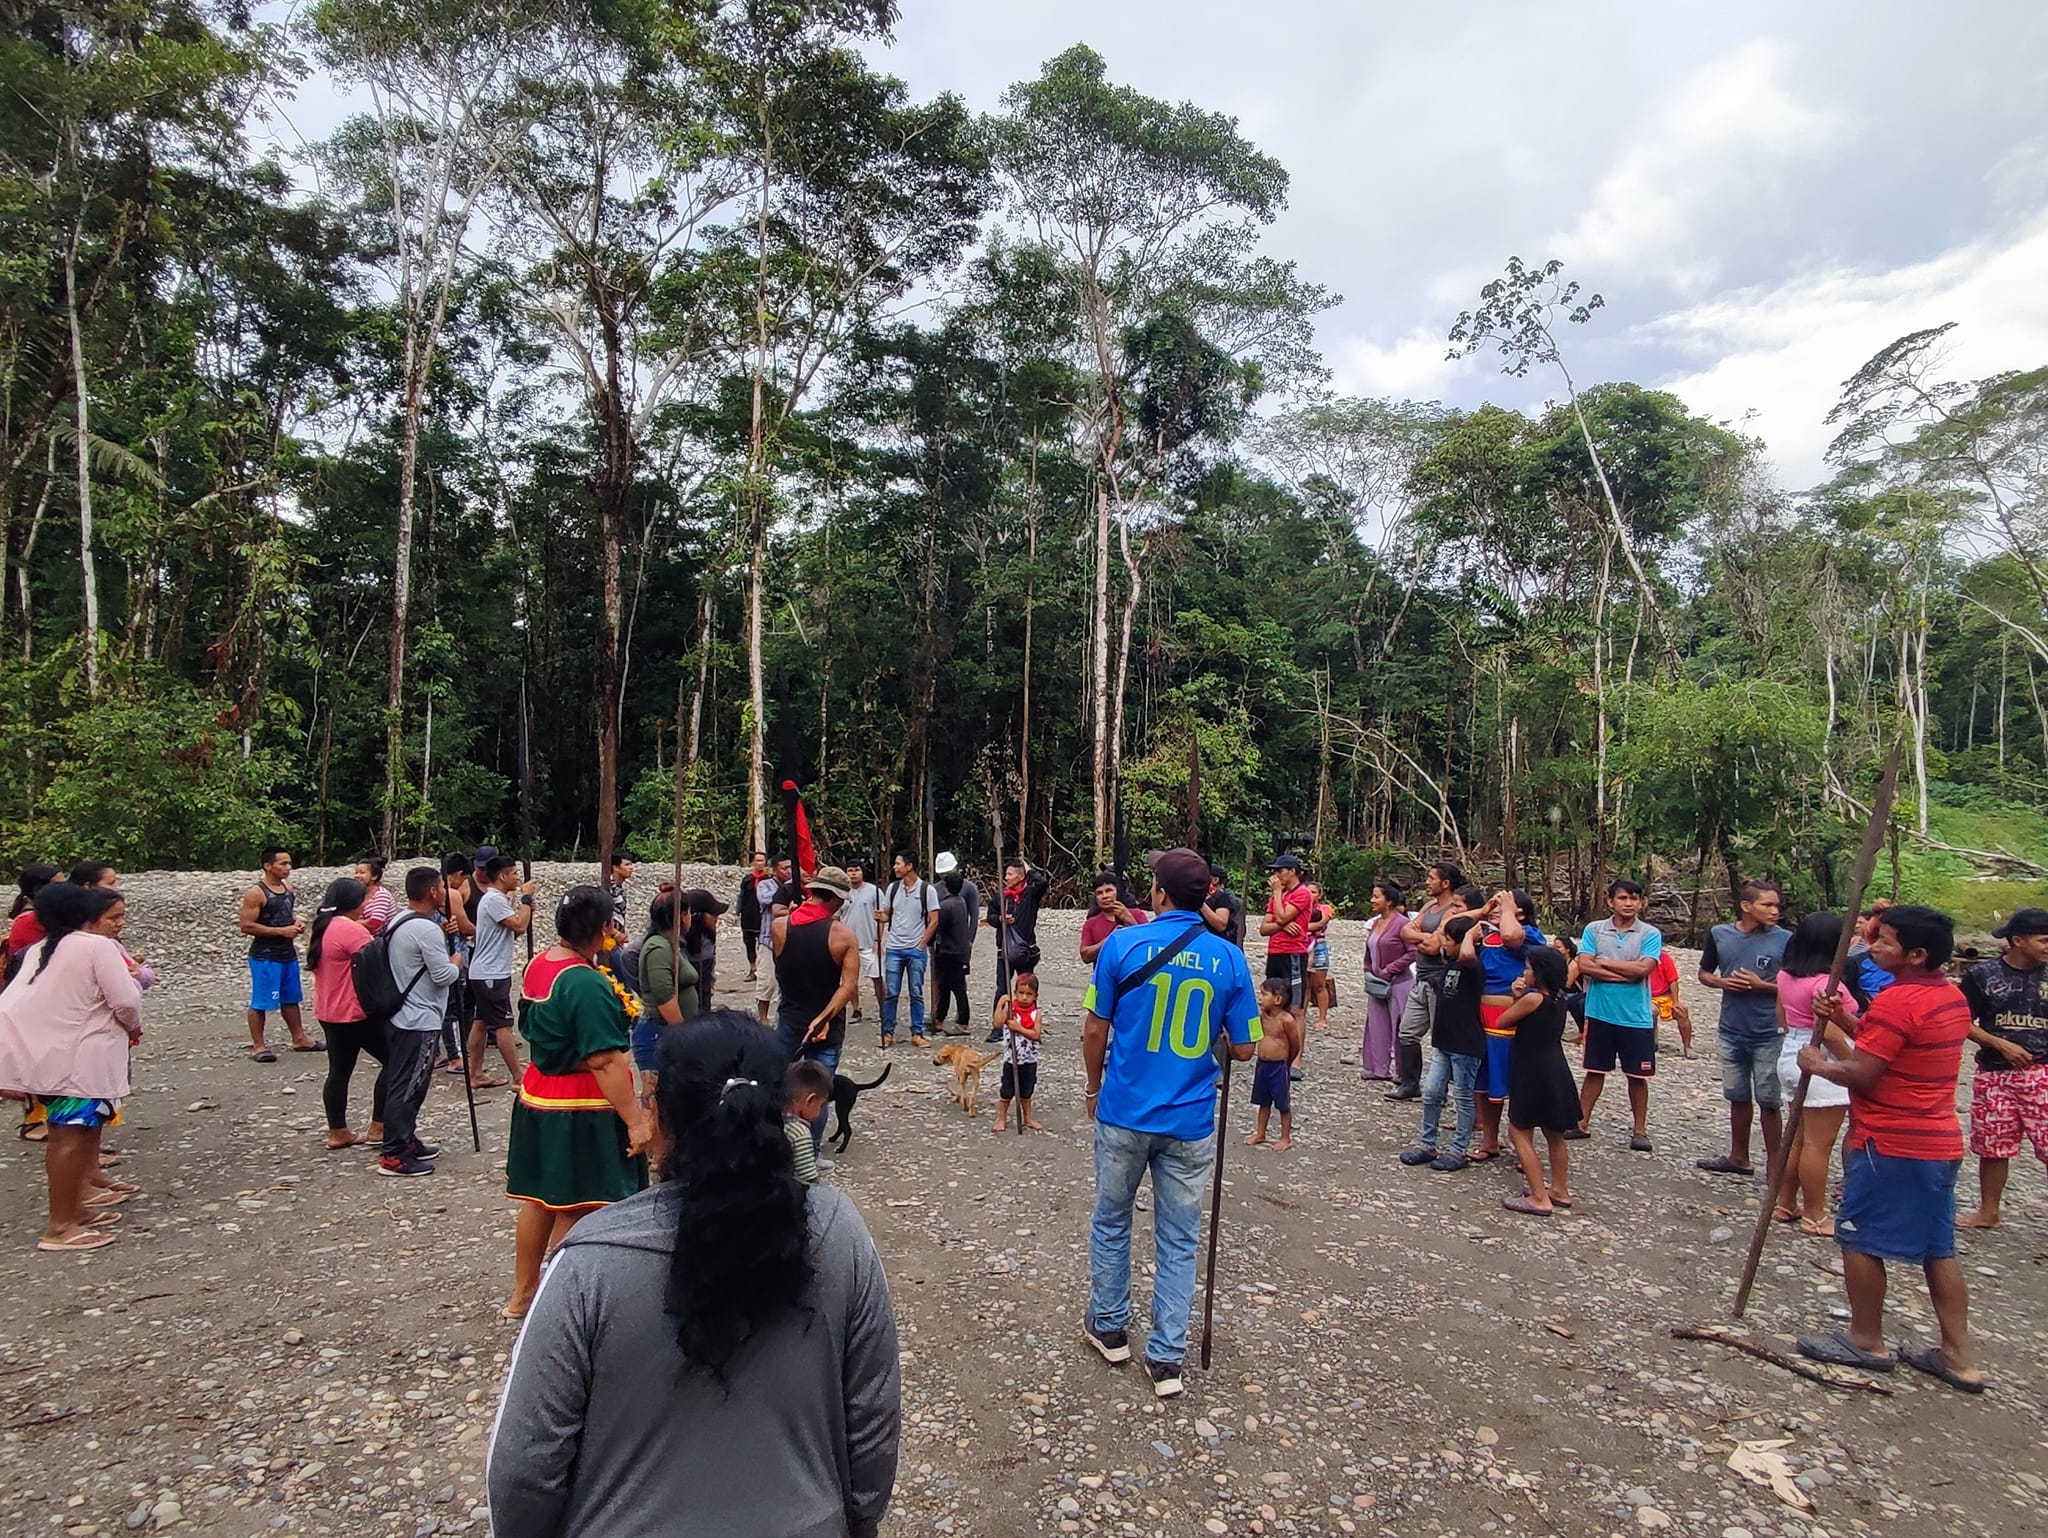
[934, 955, 970, 1027]
[322, 1016, 391, 1130]
[742, 926, 760, 967]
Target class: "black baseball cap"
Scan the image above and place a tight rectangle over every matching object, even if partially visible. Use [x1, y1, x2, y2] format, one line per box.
[1992, 908, 2048, 940]
[1145, 849, 1212, 910]
[1266, 853, 1303, 873]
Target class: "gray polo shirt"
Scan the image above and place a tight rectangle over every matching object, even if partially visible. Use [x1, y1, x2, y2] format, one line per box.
[471, 887, 519, 983]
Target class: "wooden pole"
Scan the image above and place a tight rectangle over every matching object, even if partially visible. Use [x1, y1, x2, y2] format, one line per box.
[1199, 1054, 1234, 1370]
[1729, 738, 1904, 1319]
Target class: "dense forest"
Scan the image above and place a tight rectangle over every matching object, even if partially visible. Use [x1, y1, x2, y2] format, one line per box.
[4, 1, 2047, 930]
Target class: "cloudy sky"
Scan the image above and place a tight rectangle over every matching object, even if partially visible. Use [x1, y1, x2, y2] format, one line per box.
[274, 1, 2048, 489]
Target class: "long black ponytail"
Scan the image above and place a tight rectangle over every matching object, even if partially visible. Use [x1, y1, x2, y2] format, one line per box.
[28, 882, 93, 981]
[10, 864, 59, 920]
[653, 1011, 809, 1383]
[307, 877, 368, 971]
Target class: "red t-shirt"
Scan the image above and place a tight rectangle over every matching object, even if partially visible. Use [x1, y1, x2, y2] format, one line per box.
[1846, 978, 1970, 1160]
[7, 910, 43, 956]
[1650, 951, 1679, 997]
[1265, 884, 1314, 956]
[1080, 909, 1141, 952]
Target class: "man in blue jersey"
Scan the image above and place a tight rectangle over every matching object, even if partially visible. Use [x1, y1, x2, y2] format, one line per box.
[1081, 848, 1260, 1400]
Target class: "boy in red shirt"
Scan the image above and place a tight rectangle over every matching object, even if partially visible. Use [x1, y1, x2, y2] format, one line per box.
[1259, 855, 1315, 1079]
[1793, 905, 1984, 1392]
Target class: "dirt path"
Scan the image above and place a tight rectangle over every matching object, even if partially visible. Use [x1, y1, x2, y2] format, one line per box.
[2, 867, 2042, 1538]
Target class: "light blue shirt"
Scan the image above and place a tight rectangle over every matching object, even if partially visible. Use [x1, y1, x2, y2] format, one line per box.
[1579, 918, 1662, 1031]
[1085, 917, 1261, 1141]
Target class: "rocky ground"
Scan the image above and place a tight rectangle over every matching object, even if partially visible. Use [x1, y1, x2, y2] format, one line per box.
[3, 864, 2044, 1538]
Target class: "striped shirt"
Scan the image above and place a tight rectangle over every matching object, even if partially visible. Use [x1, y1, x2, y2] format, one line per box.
[360, 884, 396, 935]
[1846, 978, 1969, 1160]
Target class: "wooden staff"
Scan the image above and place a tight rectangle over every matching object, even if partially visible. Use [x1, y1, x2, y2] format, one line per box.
[1199, 1053, 1234, 1369]
[1729, 739, 1904, 1319]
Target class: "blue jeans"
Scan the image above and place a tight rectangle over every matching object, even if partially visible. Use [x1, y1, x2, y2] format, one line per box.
[1088, 1120, 1214, 1367]
[1420, 1049, 1481, 1157]
[775, 1009, 841, 1155]
[883, 949, 928, 1038]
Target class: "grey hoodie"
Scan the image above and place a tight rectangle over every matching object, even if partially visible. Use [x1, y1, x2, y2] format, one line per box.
[487, 1183, 901, 1538]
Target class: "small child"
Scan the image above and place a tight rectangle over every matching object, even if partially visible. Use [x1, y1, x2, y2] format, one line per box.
[1648, 949, 1696, 1058]
[1494, 946, 1578, 1216]
[783, 1059, 831, 1184]
[1246, 977, 1302, 1150]
[991, 971, 1044, 1133]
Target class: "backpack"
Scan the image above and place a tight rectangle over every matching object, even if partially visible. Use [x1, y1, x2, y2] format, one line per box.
[351, 911, 434, 1024]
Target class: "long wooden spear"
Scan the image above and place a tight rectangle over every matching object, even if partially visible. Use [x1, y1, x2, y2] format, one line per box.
[1199, 1053, 1234, 1370]
[1729, 738, 1904, 1319]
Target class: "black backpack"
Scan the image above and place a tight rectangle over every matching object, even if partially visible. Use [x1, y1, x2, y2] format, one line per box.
[351, 911, 434, 1024]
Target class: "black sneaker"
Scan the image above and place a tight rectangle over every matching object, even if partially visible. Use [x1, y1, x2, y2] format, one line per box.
[1398, 1146, 1439, 1167]
[1430, 1153, 1472, 1172]
[377, 1154, 435, 1178]
[407, 1137, 441, 1161]
[1145, 1358, 1184, 1398]
[1084, 1325, 1131, 1364]
[1629, 1133, 1654, 1153]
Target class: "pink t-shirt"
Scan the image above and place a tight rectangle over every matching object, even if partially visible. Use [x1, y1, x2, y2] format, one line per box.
[1778, 972, 1858, 1034]
[313, 916, 372, 1024]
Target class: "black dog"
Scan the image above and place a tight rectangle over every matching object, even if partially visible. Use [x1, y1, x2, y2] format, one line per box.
[828, 1062, 891, 1153]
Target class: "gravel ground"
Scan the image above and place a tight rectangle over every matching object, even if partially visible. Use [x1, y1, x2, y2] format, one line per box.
[3, 865, 2044, 1538]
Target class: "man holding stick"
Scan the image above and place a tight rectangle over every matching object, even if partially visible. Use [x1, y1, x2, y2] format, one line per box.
[1794, 905, 1985, 1392]
[1082, 849, 1259, 1400]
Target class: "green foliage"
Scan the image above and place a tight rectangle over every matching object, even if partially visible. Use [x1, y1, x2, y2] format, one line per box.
[3, 676, 293, 870]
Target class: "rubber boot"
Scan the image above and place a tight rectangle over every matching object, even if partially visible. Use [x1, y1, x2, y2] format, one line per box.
[1385, 1040, 1424, 1101]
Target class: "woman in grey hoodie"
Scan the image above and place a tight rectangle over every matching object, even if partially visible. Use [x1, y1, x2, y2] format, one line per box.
[488, 1011, 901, 1538]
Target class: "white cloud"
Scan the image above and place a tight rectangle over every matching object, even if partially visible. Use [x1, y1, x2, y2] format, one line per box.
[1649, 210, 2048, 487]
[1329, 328, 1470, 403]
[1555, 39, 1845, 292]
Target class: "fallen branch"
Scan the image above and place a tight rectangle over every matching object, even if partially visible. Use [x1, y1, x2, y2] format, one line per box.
[1672, 1325, 1892, 1394]
[1827, 781, 2048, 877]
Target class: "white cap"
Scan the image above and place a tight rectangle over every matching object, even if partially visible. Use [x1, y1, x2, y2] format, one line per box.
[934, 851, 959, 875]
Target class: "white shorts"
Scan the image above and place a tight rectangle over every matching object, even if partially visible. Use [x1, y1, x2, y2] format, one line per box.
[755, 968, 780, 1007]
[859, 947, 880, 981]
[1779, 1030, 1849, 1109]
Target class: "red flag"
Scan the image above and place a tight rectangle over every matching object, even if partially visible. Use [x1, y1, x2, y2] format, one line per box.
[780, 780, 817, 876]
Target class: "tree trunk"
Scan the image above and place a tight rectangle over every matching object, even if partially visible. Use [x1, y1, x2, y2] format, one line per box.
[64, 231, 99, 699]
[382, 367, 426, 852]
[685, 586, 712, 767]
[1089, 482, 1113, 864]
[742, 86, 776, 860]
[1017, 443, 1038, 859]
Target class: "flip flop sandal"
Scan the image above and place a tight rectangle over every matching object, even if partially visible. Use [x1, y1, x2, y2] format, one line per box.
[18, 1122, 48, 1142]
[1468, 1149, 1500, 1163]
[1799, 1216, 1836, 1237]
[83, 1188, 134, 1208]
[1695, 1155, 1754, 1175]
[325, 1136, 362, 1152]
[1501, 1196, 1552, 1217]
[84, 1209, 123, 1226]
[1794, 1331, 1895, 1371]
[38, 1229, 117, 1253]
[249, 1049, 278, 1063]
[291, 1041, 326, 1053]
[470, 1076, 509, 1089]
[1549, 1194, 1574, 1209]
[1898, 1343, 1987, 1394]
[1772, 1205, 1799, 1224]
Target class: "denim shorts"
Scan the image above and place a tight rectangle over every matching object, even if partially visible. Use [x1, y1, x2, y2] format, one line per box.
[1719, 1033, 1783, 1109]
[1837, 1144, 1959, 1263]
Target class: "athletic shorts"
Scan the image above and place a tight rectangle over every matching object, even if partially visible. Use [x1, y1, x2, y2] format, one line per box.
[32, 1095, 117, 1129]
[1719, 1034, 1782, 1109]
[1837, 1144, 1958, 1264]
[1000, 1061, 1038, 1102]
[859, 947, 880, 981]
[1969, 1062, 2048, 1162]
[1483, 1035, 1514, 1102]
[1265, 952, 1306, 1011]
[471, 976, 515, 1035]
[248, 957, 303, 1012]
[1584, 1017, 1657, 1079]
[1250, 1057, 1292, 1113]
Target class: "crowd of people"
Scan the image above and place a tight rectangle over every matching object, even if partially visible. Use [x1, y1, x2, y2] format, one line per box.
[1, 838, 2042, 1531]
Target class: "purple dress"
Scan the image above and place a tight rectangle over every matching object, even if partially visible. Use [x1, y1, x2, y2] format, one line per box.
[1362, 914, 1417, 1079]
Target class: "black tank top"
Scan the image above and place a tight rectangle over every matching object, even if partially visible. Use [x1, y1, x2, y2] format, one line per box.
[776, 912, 844, 1046]
[249, 881, 297, 961]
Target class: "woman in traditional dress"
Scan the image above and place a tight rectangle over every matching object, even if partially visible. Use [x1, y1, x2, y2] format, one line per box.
[503, 885, 653, 1320]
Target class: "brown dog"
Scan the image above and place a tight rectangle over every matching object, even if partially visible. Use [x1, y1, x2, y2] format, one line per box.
[932, 1042, 999, 1117]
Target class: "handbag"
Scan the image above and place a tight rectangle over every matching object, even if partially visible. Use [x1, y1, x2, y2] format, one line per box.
[1363, 971, 1393, 1001]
